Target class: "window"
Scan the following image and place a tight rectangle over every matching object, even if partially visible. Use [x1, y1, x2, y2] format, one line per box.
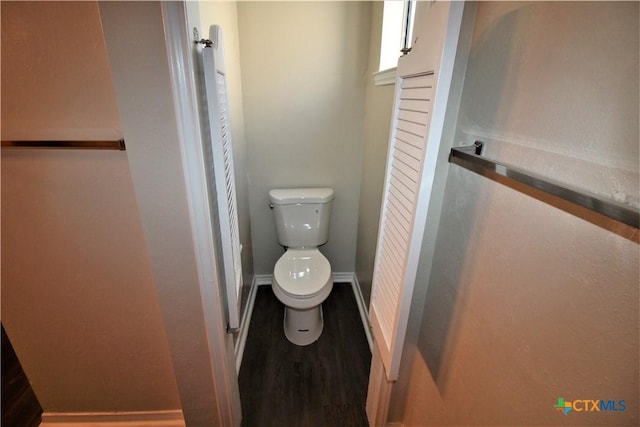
[375, 0, 416, 85]
[401, 0, 416, 55]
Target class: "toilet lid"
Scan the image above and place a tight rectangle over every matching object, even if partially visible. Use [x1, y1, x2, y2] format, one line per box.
[274, 249, 331, 298]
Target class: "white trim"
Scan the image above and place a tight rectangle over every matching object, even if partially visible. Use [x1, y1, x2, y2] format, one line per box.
[254, 274, 274, 286]
[160, 3, 240, 425]
[234, 276, 258, 372]
[350, 274, 374, 352]
[232, 274, 270, 372]
[331, 272, 356, 283]
[373, 67, 397, 86]
[366, 345, 393, 427]
[247, 272, 373, 352]
[40, 410, 184, 426]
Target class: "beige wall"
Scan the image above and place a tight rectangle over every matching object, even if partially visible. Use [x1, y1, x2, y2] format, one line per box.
[197, 1, 254, 287]
[0, 1, 121, 141]
[456, 1, 639, 207]
[0, 1, 181, 413]
[237, 1, 372, 274]
[390, 2, 639, 425]
[1, 151, 181, 412]
[355, 2, 395, 304]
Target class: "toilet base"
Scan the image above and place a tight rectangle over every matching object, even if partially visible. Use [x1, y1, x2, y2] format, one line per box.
[283, 305, 323, 346]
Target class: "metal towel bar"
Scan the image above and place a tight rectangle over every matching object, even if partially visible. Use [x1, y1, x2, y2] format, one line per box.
[1, 139, 126, 151]
[449, 141, 639, 229]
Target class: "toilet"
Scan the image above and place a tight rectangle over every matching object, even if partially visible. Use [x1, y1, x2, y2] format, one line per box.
[269, 187, 334, 346]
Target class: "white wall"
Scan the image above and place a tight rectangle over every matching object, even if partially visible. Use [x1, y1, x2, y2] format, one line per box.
[237, 1, 372, 274]
[355, 2, 395, 304]
[1, 1, 181, 413]
[390, 2, 639, 425]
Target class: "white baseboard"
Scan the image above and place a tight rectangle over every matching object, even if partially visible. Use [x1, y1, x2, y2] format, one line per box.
[40, 410, 184, 426]
[253, 274, 273, 286]
[236, 272, 373, 356]
[234, 275, 260, 373]
[349, 274, 374, 352]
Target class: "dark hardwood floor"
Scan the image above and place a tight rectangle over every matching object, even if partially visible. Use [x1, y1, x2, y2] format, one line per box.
[239, 283, 371, 427]
[2, 324, 42, 427]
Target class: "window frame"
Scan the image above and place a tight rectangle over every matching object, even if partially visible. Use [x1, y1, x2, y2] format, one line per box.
[375, 0, 416, 86]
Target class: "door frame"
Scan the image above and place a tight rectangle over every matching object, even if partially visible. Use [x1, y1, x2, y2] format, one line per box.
[100, 1, 241, 425]
[149, 1, 477, 426]
[161, 2, 242, 425]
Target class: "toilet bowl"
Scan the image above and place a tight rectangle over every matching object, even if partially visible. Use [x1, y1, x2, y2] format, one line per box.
[272, 249, 333, 345]
[269, 187, 334, 346]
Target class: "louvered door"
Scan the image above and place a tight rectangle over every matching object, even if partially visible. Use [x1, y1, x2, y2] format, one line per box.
[370, 73, 434, 380]
[368, 1, 466, 382]
[201, 26, 243, 331]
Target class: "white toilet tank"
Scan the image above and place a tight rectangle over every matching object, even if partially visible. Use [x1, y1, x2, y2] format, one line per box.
[269, 187, 334, 248]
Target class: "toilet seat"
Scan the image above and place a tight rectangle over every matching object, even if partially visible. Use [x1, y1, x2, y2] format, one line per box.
[273, 249, 331, 299]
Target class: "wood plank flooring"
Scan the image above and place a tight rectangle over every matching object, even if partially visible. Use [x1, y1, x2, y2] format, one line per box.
[2, 324, 42, 427]
[239, 283, 371, 427]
